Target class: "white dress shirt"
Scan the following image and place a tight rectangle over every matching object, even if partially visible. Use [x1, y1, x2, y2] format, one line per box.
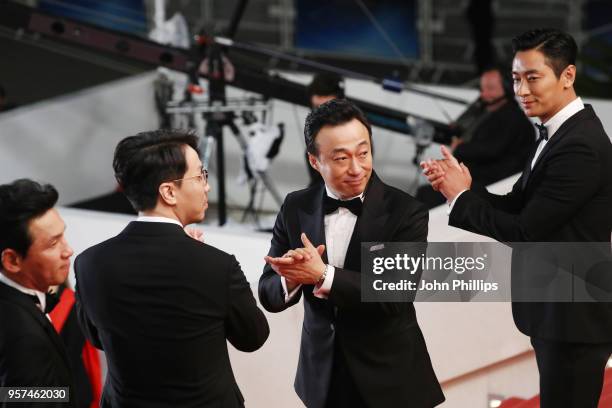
[0, 272, 47, 314]
[282, 186, 363, 302]
[447, 97, 585, 214]
[530, 97, 584, 168]
[136, 215, 184, 226]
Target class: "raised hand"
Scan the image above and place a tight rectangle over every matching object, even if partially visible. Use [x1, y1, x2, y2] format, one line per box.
[264, 233, 326, 285]
[421, 145, 472, 201]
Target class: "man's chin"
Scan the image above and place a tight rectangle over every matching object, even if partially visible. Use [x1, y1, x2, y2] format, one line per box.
[342, 182, 367, 198]
[51, 273, 68, 287]
[520, 104, 540, 118]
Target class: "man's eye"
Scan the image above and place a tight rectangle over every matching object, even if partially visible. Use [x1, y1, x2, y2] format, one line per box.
[334, 157, 347, 161]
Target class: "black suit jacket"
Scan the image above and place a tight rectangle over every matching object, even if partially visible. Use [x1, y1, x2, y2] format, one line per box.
[258, 173, 444, 408]
[450, 105, 612, 343]
[75, 221, 269, 408]
[0, 282, 75, 408]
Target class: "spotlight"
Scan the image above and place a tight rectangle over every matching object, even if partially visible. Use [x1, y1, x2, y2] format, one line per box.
[488, 394, 504, 408]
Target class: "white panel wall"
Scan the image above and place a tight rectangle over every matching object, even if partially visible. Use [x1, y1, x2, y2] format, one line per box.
[0, 72, 159, 205]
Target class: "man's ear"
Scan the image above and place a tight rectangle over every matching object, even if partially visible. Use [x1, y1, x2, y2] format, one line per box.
[158, 182, 177, 206]
[308, 153, 320, 171]
[562, 64, 576, 89]
[1, 248, 23, 274]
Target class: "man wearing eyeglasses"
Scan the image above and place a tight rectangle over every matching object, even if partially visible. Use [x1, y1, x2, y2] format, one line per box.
[74, 129, 269, 408]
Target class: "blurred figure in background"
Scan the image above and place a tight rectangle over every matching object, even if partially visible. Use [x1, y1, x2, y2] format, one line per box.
[305, 73, 345, 187]
[417, 67, 535, 208]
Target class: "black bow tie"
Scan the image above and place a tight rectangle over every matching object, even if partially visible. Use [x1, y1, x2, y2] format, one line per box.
[535, 123, 549, 143]
[29, 291, 60, 314]
[323, 195, 363, 216]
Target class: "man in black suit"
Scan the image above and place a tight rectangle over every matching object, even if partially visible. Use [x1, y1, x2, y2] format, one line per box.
[75, 130, 269, 407]
[259, 99, 444, 408]
[0, 179, 75, 407]
[422, 28, 612, 407]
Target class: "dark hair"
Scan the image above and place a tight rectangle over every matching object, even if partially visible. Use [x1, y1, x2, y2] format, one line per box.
[304, 98, 372, 156]
[512, 28, 577, 78]
[113, 129, 200, 211]
[307, 72, 345, 99]
[0, 179, 59, 258]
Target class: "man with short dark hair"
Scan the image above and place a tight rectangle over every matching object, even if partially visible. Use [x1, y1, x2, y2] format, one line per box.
[0, 179, 76, 407]
[75, 129, 270, 407]
[307, 72, 345, 109]
[423, 28, 612, 407]
[260, 99, 444, 408]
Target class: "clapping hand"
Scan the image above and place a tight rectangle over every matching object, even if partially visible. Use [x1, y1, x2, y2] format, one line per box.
[420, 146, 472, 202]
[264, 233, 326, 286]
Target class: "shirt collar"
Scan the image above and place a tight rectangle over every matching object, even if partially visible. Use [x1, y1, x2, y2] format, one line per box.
[325, 185, 364, 202]
[542, 97, 584, 140]
[0, 272, 47, 312]
[136, 215, 184, 227]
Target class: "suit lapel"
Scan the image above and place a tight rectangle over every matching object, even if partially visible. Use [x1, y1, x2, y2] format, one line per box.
[344, 173, 389, 272]
[521, 107, 589, 191]
[297, 183, 328, 263]
[0, 283, 72, 371]
[529, 127, 567, 173]
[520, 144, 539, 190]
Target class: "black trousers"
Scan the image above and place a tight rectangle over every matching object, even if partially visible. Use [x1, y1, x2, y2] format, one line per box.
[531, 337, 612, 408]
[325, 341, 367, 408]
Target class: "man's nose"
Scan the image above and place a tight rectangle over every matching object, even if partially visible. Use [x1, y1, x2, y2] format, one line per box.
[515, 79, 529, 96]
[63, 243, 74, 259]
[348, 158, 362, 174]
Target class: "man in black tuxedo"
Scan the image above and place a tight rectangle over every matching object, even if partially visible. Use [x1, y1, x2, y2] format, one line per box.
[0, 179, 75, 407]
[422, 28, 612, 407]
[259, 99, 444, 408]
[75, 130, 269, 407]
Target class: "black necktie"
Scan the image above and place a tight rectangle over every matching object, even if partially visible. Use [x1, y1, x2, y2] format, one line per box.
[535, 123, 548, 143]
[29, 291, 60, 314]
[323, 195, 363, 216]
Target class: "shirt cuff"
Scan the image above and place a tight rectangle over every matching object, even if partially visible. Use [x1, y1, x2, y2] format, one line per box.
[313, 265, 334, 299]
[447, 189, 468, 216]
[281, 276, 302, 303]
